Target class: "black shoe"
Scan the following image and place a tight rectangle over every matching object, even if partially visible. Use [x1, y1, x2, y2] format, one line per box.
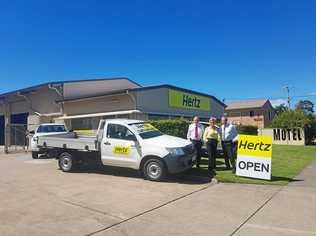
[232, 169, 236, 174]
[196, 164, 200, 168]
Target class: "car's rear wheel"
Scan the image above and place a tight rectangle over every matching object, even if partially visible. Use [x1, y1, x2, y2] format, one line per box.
[32, 151, 39, 159]
[143, 159, 166, 181]
[58, 152, 75, 172]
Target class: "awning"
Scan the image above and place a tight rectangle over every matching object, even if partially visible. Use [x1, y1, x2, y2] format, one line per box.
[55, 110, 141, 120]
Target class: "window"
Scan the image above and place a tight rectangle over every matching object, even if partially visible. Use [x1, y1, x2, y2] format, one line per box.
[37, 125, 66, 133]
[249, 111, 255, 117]
[268, 111, 272, 120]
[106, 124, 136, 141]
[129, 122, 163, 139]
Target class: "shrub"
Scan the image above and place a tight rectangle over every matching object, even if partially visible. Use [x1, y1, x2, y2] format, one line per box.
[271, 110, 311, 129]
[271, 110, 315, 145]
[149, 119, 189, 138]
[149, 119, 258, 138]
[237, 125, 258, 135]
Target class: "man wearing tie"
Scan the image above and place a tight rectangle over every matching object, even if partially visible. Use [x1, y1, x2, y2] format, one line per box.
[187, 116, 203, 168]
[220, 116, 238, 173]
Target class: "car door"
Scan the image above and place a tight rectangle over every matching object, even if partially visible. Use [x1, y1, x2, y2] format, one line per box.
[101, 123, 142, 169]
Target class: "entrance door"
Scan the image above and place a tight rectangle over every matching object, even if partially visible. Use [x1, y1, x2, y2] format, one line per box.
[0, 116, 4, 145]
[101, 123, 141, 169]
[10, 113, 28, 146]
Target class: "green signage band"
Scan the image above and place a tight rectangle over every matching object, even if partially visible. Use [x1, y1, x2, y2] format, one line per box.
[168, 89, 211, 111]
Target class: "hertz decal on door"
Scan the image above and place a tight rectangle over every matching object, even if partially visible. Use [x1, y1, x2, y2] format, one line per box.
[113, 146, 131, 155]
[168, 89, 210, 111]
[236, 135, 272, 180]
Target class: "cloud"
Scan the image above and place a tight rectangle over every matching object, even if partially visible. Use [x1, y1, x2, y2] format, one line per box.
[270, 99, 287, 107]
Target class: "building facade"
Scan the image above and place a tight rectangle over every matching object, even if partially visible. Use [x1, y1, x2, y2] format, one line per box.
[225, 99, 275, 128]
[0, 78, 226, 151]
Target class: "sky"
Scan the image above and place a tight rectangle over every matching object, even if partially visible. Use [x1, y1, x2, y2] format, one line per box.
[1, 0, 316, 108]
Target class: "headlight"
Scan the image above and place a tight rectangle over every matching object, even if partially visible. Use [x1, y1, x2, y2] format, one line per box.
[33, 136, 39, 142]
[166, 147, 185, 156]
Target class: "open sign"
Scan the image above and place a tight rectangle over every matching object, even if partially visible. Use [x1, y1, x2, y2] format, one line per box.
[236, 135, 272, 180]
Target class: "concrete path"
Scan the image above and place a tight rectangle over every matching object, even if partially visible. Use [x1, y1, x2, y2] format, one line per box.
[235, 160, 316, 236]
[1, 153, 315, 236]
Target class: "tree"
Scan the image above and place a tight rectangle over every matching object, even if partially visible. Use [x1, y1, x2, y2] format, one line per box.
[274, 103, 288, 115]
[271, 110, 312, 129]
[295, 100, 314, 114]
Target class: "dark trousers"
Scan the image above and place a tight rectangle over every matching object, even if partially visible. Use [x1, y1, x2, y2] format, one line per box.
[222, 141, 236, 170]
[191, 140, 202, 166]
[206, 139, 217, 172]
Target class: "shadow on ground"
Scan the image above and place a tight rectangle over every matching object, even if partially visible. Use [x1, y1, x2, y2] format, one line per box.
[60, 163, 213, 185]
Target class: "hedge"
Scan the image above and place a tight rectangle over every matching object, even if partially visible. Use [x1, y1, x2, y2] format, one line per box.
[149, 119, 189, 138]
[149, 119, 258, 138]
[237, 125, 258, 135]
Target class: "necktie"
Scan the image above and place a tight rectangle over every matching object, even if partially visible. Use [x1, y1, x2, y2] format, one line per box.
[223, 126, 226, 141]
[195, 124, 198, 139]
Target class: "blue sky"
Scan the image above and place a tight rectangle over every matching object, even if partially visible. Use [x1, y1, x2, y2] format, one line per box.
[1, 0, 315, 107]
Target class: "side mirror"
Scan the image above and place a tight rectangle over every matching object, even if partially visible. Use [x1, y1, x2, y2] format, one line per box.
[29, 130, 35, 135]
[127, 135, 138, 142]
[69, 129, 74, 132]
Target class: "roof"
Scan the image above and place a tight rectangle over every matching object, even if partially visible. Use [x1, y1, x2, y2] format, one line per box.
[132, 84, 226, 107]
[56, 84, 226, 107]
[225, 99, 269, 110]
[0, 77, 140, 98]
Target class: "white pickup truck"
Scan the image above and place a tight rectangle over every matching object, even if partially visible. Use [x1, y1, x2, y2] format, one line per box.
[36, 119, 196, 181]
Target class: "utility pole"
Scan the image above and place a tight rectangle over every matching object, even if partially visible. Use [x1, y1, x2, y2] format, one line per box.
[283, 86, 291, 109]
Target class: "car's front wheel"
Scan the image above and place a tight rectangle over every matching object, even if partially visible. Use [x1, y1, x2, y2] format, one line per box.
[143, 159, 166, 181]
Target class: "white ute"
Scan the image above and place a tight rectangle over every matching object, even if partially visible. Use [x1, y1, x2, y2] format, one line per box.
[30, 123, 68, 159]
[36, 119, 196, 181]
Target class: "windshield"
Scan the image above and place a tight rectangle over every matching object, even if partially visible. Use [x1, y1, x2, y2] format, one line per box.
[37, 125, 67, 133]
[129, 122, 163, 139]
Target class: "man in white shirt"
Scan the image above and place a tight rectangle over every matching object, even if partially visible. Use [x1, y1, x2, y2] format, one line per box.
[220, 116, 238, 173]
[187, 116, 203, 168]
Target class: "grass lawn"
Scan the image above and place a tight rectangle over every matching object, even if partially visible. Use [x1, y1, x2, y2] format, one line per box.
[190, 145, 316, 185]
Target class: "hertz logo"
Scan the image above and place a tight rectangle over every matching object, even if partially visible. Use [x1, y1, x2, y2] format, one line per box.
[182, 95, 201, 108]
[168, 89, 210, 111]
[238, 140, 271, 152]
[236, 135, 273, 180]
[113, 146, 130, 155]
[237, 135, 272, 158]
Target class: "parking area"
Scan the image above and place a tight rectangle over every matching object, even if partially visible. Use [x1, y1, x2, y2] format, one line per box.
[1, 152, 315, 236]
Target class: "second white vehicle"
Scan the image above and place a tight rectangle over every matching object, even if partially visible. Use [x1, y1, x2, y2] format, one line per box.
[30, 123, 68, 159]
[36, 119, 196, 181]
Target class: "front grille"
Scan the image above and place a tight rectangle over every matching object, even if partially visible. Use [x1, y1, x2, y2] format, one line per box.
[183, 144, 195, 155]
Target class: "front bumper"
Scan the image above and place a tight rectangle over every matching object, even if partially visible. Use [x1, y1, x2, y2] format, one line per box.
[164, 152, 196, 174]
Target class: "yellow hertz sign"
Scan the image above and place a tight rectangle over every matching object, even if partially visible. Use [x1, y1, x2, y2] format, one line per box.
[168, 89, 210, 111]
[237, 135, 273, 180]
[238, 135, 272, 158]
[113, 145, 130, 155]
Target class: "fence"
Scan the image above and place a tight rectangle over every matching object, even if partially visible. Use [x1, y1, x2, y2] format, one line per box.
[7, 124, 28, 152]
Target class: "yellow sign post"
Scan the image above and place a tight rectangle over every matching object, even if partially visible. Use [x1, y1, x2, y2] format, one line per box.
[168, 89, 210, 111]
[236, 135, 273, 180]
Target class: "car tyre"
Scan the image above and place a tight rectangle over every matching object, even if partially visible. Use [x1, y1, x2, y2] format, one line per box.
[143, 159, 166, 181]
[58, 152, 75, 172]
[32, 151, 39, 159]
